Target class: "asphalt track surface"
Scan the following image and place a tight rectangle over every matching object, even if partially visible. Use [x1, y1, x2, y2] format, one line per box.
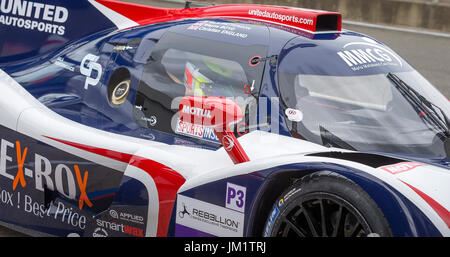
[0, 226, 25, 237]
[1, 0, 449, 237]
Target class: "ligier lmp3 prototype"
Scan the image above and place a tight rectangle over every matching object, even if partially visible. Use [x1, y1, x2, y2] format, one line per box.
[0, 0, 449, 237]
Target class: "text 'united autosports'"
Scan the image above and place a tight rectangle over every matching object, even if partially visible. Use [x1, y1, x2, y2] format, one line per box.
[0, 0, 449, 237]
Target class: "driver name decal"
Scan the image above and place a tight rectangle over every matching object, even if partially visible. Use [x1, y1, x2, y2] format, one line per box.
[187, 20, 250, 39]
[0, 0, 68, 35]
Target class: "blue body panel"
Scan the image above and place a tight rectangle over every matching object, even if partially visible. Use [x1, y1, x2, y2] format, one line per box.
[0, 0, 117, 62]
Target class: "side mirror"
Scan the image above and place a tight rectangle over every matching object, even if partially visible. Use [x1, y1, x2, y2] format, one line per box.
[179, 96, 250, 164]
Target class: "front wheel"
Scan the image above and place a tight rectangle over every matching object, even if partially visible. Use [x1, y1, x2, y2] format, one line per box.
[263, 171, 392, 237]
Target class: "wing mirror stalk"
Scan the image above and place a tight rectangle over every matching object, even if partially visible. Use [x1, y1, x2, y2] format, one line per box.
[179, 96, 250, 164]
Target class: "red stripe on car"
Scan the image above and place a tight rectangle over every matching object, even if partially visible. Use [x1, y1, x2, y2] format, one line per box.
[401, 180, 450, 229]
[44, 136, 185, 236]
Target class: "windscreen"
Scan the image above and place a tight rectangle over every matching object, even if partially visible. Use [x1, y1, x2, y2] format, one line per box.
[279, 34, 450, 158]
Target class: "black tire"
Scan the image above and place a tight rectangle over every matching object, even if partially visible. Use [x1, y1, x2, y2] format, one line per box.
[263, 171, 392, 237]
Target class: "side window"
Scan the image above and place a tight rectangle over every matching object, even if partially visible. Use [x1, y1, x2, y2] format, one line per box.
[163, 49, 248, 99]
[133, 23, 268, 145]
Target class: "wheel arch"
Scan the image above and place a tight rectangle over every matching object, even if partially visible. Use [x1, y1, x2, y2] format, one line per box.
[246, 166, 315, 236]
[246, 162, 442, 237]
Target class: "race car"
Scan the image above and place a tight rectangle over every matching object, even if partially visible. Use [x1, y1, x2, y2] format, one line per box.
[0, 0, 449, 237]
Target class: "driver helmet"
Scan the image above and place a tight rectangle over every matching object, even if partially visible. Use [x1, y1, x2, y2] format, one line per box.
[184, 61, 214, 96]
[183, 57, 236, 97]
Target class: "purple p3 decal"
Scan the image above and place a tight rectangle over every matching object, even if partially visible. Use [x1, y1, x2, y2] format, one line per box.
[226, 183, 246, 213]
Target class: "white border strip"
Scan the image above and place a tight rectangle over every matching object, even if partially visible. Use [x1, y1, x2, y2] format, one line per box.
[89, 0, 139, 30]
[123, 165, 159, 237]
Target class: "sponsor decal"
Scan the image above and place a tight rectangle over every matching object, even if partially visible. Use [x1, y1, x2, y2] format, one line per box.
[248, 9, 314, 26]
[278, 198, 284, 208]
[113, 45, 133, 52]
[249, 56, 262, 67]
[337, 38, 403, 71]
[140, 115, 157, 126]
[109, 209, 144, 225]
[187, 20, 249, 39]
[283, 188, 301, 202]
[222, 135, 235, 152]
[0, 188, 13, 206]
[109, 209, 119, 219]
[0, 184, 88, 229]
[237, 122, 249, 137]
[93, 227, 108, 237]
[285, 108, 303, 122]
[379, 162, 426, 175]
[178, 202, 190, 218]
[181, 105, 212, 119]
[53, 57, 75, 72]
[175, 118, 220, 144]
[96, 219, 144, 237]
[0, 0, 68, 35]
[113, 82, 129, 99]
[0, 138, 92, 210]
[80, 54, 102, 90]
[140, 133, 156, 141]
[263, 206, 279, 237]
[176, 195, 245, 237]
[225, 183, 246, 213]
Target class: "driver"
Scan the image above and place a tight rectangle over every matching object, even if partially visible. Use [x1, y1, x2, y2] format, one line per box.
[184, 61, 214, 96]
[183, 57, 239, 97]
[182, 58, 254, 136]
